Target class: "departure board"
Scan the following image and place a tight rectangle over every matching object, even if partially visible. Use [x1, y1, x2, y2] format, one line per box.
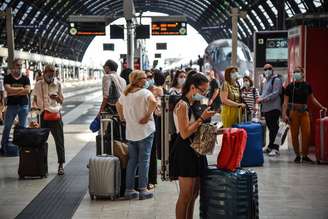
[69, 22, 106, 36]
[151, 21, 187, 36]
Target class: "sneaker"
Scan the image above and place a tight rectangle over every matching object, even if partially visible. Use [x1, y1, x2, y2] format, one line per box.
[263, 148, 272, 154]
[302, 156, 315, 164]
[124, 190, 139, 200]
[294, 156, 301, 163]
[139, 189, 153, 200]
[268, 149, 279, 157]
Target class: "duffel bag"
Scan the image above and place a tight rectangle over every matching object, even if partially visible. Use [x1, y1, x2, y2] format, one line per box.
[13, 128, 50, 148]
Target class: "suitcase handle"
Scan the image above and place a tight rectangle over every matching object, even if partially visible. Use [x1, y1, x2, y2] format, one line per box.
[320, 109, 327, 119]
[100, 114, 114, 156]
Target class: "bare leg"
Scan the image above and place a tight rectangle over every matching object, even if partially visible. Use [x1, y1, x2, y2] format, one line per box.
[186, 178, 200, 219]
[176, 177, 195, 219]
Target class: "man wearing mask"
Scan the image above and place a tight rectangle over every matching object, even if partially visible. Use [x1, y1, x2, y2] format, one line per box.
[99, 59, 126, 114]
[256, 64, 283, 157]
[33, 65, 65, 175]
[206, 70, 221, 113]
[0, 59, 30, 156]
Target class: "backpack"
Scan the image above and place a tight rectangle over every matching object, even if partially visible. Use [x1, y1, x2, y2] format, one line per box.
[108, 78, 120, 105]
[271, 75, 284, 106]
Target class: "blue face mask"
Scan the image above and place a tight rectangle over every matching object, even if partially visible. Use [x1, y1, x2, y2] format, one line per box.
[143, 80, 149, 89]
[192, 93, 204, 101]
[148, 79, 155, 87]
[293, 72, 302, 81]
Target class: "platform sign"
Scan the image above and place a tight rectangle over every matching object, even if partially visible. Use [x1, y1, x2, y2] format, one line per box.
[156, 43, 167, 50]
[103, 43, 114, 51]
[69, 21, 106, 36]
[151, 21, 187, 36]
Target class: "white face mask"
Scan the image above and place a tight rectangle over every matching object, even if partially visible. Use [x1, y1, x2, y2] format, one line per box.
[178, 78, 185, 86]
[231, 72, 239, 81]
[244, 81, 250, 88]
[264, 70, 272, 78]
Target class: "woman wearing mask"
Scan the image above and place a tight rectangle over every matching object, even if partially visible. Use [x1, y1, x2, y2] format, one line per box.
[171, 73, 215, 219]
[206, 70, 221, 113]
[116, 70, 158, 200]
[169, 70, 186, 95]
[241, 76, 259, 120]
[220, 66, 246, 128]
[282, 66, 327, 163]
[145, 70, 163, 189]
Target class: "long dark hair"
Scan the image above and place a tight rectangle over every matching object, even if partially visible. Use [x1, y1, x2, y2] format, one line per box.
[171, 70, 186, 88]
[182, 73, 208, 96]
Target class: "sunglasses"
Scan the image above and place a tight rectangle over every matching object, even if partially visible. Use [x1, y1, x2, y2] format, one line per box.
[147, 75, 153, 79]
[264, 68, 272, 71]
[196, 86, 207, 94]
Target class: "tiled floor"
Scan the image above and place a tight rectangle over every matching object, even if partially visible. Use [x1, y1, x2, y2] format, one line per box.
[1, 125, 328, 219]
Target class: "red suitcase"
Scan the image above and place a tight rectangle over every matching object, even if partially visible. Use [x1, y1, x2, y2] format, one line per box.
[217, 128, 247, 172]
[315, 110, 328, 163]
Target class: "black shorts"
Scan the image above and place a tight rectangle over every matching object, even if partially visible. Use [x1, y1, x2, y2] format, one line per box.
[170, 134, 208, 178]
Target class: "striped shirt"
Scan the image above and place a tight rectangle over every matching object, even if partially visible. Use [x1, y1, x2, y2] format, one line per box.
[241, 88, 259, 113]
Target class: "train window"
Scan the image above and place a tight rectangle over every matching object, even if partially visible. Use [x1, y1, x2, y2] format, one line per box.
[237, 48, 247, 61]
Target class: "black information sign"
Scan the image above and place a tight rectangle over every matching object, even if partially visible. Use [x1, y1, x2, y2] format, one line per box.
[103, 43, 115, 51]
[69, 22, 106, 36]
[151, 21, 187, 36]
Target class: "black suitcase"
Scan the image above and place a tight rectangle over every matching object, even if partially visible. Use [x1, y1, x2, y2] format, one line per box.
[200, 167, 259, 219]
[18, 143, 48, 179]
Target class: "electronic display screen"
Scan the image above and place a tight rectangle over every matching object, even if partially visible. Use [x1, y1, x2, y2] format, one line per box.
[69, 22, 106, 36]
[151, 21, 187, 36]
[265, 38, 288, 62]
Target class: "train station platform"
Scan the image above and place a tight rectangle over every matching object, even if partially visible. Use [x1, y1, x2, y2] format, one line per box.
[1, 126, 328, 218]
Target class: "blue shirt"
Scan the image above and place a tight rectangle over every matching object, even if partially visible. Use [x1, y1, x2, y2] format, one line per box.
[260, 75, 283, 113]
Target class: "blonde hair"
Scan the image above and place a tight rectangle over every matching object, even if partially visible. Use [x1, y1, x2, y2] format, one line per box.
[124, 70, 146, 96]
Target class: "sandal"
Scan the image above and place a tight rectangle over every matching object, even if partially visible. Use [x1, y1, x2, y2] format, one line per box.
[58, 166, 64, 175]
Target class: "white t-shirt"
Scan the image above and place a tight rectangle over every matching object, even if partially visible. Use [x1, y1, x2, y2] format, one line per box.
[102, 72, 126, 98]
[119, 89, 156, 141]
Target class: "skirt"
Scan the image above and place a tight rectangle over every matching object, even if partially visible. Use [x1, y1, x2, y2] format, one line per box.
[170, 134, 208, 178]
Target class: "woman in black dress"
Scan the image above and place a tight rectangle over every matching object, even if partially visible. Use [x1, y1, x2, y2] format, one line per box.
[171, 73, 215, 219]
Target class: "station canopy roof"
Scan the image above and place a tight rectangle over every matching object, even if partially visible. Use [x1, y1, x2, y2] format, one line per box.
[0, 0, 327, 61]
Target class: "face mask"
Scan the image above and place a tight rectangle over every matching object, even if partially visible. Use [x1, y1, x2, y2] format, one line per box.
[264, 70, 272, 78]
[143, 80, 149, 89]
[231, 72, 239, 81]
[192, 93, 204, 102]
[293, 72, 302, 81]
[148, 79, 155, 87]
[178, 78, 185, 86]
[44, 75, 54, 84]
[244, 81, 250, 88]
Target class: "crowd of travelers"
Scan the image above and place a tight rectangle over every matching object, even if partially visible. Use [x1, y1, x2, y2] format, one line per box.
[96, 59, 327, 218]
[0, 57, 326, 218]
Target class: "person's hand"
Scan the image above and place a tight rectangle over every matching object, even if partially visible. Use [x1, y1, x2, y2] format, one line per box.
[200, 107, 216, 120]
[239, 103, 246, 108]
[208, 99, 213, 106]
[256, 98, 262, 104]
[139, 114, 151, 124]
[321, 106, 327, 112]
[283, 114, 289, 124]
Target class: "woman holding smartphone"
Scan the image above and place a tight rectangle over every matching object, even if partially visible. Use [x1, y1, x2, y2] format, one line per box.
[171, 73, 215, 219]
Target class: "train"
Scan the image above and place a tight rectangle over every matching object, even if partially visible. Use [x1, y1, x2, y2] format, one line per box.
[204, 39, 254, 81]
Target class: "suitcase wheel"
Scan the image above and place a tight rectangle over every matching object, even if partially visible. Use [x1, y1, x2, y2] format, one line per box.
[317, 160, 321, 164]
[90, 194, 95, 200]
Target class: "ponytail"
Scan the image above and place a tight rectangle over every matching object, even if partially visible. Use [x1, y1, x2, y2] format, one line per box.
[123, 70, 146, 96]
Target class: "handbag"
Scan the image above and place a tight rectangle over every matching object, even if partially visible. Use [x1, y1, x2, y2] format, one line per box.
[89, 116, 100, 132]
[191, 123, 218, 155]
[274, 123, 289, 145]
[43, 110, 61, 121]
[41, 82, 61, 121]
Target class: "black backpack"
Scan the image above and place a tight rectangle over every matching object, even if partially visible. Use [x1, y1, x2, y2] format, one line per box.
[108, 78, 120, 105]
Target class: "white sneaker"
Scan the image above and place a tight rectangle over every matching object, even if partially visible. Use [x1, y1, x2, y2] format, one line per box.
[268, 149, 279, 157]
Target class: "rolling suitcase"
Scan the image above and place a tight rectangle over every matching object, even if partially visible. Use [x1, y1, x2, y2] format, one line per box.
[315, 110, 328, 164]
[233, 112, 264, 167]
[14, 111, 50, 179]
[89, 113, 121, 200]
[200, 166, 259, 219]
[18, 143, 48, 179]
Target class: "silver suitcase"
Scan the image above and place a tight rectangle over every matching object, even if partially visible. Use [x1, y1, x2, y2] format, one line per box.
[89, 113, 121, 200]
